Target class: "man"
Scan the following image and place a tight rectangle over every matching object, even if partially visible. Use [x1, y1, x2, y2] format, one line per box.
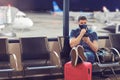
[69, 16, 98, 66]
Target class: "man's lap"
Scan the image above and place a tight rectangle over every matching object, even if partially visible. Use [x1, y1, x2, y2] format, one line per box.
[84, 51, 95, 63]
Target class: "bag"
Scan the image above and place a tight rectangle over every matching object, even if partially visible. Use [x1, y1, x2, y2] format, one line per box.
[97, 48, 114, 63]
[60, 36, 71, 65]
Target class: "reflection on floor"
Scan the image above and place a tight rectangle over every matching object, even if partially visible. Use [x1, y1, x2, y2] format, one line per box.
[4, 72, 120, 80]
[92, 72, 119, 80]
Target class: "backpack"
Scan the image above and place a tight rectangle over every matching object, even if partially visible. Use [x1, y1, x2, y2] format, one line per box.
[97, 48, 114, 63]
[60, 36, 71, 65]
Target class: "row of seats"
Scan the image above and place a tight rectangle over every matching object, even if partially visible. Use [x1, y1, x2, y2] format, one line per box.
[0, 34, 120, 79]
[58, 34, 120, 79]
[0, 37, 61, 79]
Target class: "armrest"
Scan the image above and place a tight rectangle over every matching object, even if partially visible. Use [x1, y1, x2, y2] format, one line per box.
[94, 53, 101, 64]
[110, 48, 120, 62]
[9, 54, 19, 71]
[110, 48, 120, 57]
[51, 51, 61, 68]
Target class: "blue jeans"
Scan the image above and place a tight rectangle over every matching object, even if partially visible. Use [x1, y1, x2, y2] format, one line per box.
[77, 51, 95, 64]
[84, 51, 95, 64]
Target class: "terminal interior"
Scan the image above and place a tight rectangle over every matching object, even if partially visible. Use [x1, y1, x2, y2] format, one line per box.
[0, 0, 120, 80]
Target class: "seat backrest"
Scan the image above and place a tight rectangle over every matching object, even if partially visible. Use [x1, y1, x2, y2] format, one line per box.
[0, 38, 9, 62]
[58, 36, 64, 52]
[0, 38, 8, 54]
[20, 37, 50, 61]
[109, 33, 120, 52]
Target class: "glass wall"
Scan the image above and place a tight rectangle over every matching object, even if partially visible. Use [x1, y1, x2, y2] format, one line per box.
[0, 0, 120, 39]
[0, 0, 63, 38]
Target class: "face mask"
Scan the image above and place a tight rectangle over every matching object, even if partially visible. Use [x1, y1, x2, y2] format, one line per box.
[79, 25, 87, 29]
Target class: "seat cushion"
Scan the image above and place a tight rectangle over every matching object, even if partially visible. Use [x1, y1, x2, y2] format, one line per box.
[22, 52, 50, 60]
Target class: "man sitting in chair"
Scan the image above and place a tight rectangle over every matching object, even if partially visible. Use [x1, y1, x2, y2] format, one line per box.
[69, 16, 99, 66]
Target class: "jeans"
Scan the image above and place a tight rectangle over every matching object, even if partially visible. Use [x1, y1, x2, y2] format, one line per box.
[77, 51, 95, 64]
[84, 51, 95, 64]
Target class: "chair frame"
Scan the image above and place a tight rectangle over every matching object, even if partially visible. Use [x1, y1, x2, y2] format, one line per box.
[95, 48, 120, 80]
[58, 36, 120, 80]
[19, 37, 60, 76]
[0, 38, 18, 79]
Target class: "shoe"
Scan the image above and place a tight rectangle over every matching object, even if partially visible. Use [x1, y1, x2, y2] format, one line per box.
[77, 45, 86, 61]
[70, 47, 78, 67]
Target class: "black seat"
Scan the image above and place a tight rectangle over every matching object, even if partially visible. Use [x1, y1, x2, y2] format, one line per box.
[95, 49, 120, 79]
[93, 34, 120, 79]
[20, 37, 60, 76]
[0, 38, 17, 79]
[58, 36, 71, 67]
[109, 33, 120, 53]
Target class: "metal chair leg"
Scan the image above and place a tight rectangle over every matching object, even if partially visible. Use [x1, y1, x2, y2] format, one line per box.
[110, 67, 118, 80]
[100, 68, 109, 78]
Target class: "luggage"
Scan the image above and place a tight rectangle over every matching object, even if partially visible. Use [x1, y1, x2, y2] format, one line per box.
[97, 48, 114, 63]
[64, 61, 92, 80]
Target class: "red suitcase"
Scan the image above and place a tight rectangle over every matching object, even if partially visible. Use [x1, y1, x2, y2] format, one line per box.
[64, 61, 92, 80]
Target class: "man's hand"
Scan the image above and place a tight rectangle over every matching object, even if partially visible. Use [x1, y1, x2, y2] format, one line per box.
[82, 37, 98, 53]
[80, 29, 87, 36]
[82, 37, 90, 44]
[70, 29, 87, 48]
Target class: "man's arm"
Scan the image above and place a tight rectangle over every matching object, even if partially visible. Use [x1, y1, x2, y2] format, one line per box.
[70, 29, 86, 48]
[82, 37, 98, 53]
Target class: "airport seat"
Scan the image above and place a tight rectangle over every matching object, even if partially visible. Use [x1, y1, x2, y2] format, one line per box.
[93, 34, 120, 79]
[20, 37, 60, 76]
[94, 48, 120, 79]
[58, 36, 71, 67]
[0, 38, 17, 78]
[109, 33, 120, 53]
[58, 36, 120, 79]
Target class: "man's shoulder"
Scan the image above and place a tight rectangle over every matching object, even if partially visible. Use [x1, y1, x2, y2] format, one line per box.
[71, 28, 80, 32]
[70, 28, 80, 37]
[88, 29, 98, 36]
[88, 29, 97, 34]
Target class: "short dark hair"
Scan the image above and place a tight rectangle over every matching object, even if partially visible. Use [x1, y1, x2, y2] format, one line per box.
[78, 16, 87, 22]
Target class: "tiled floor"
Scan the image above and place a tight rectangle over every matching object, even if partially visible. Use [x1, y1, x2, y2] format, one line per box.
[2, 75, 120, 80]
